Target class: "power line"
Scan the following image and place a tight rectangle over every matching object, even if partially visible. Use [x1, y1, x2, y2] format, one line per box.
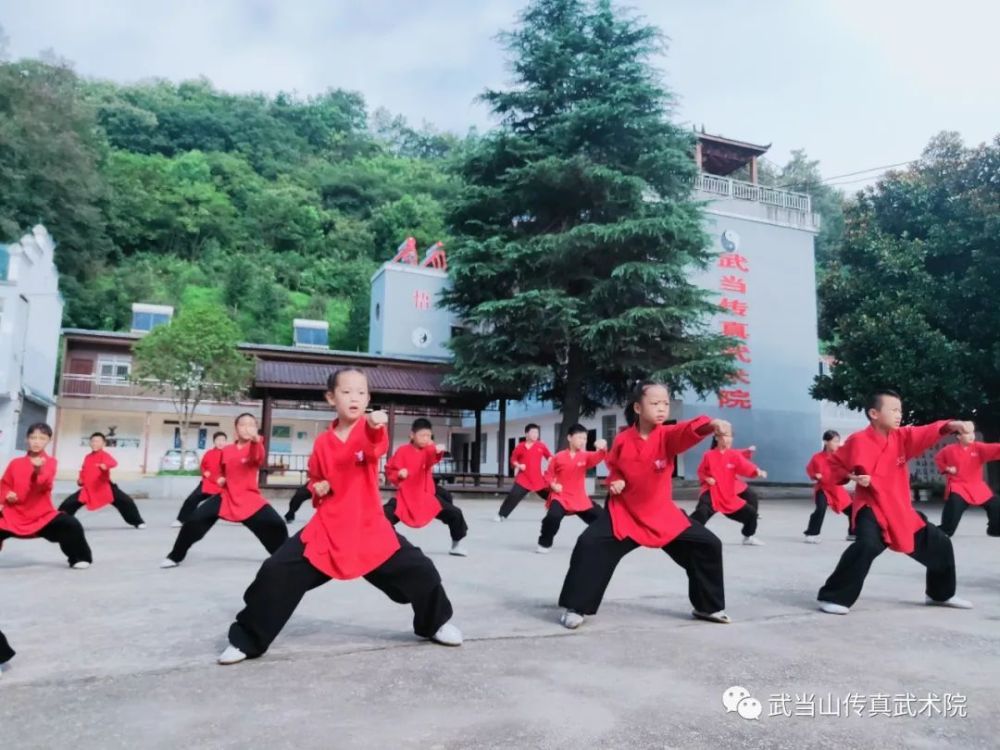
[823, 175, 892, 188]
[775, 159, 918, 190]
[819, 160, 917, 183]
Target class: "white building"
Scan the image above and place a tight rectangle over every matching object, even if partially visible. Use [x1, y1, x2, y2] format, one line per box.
[54, 313, 478, 483]
[0, 225, 63, 463]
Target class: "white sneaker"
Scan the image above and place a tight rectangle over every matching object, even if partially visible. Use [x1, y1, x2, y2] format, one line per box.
[431, 622, 463, 646]
[170, 520, 183, 528]
[493, 514, 505, 523]
[71, 561, 91, 570]
[925, 595, 973, 609]
[742, 536, 765, 546]
[804, 536, 821, 544]
[135, 523, 147, 529]
[535, 545, 551, 554]
[560, 609, 584, 629]
[217, 645, 247, 665]
[449, 541, 468, 557]
[692, 610, 732, 624]
[818, 601, 850, 615]
[159, 558, 178, 569]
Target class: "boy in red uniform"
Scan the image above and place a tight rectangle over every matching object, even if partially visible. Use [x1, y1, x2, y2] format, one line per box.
[691, 431, 767, 545]
[59, 432, 145, 528]
[557, 382, 732, 630]
[384, 418, 468, 556]
[171, 431, 227, 527]
[935, 430, 1000, 537]
[535, 424, 607, 554]
[1, 423, 92, 569]
[217, 369, 461, 665]
[817, 390, 974, 615]
[495, 423, 552, 521]
[803, 430, 854, 543]
[160, 414, 287, 567]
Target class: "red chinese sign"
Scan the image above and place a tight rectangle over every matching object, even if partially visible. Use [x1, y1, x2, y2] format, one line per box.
[718, 252, 750, 272]
[717, 238, 752, 409]
[718, 389, 752, 409]
[413, 290, 431, 310]
[720, 275, 747, 294]
[722, 321, 749, 339]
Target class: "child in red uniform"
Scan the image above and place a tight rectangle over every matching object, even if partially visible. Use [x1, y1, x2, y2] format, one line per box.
[557, 382, 732, 630]
[0, 628, 13, 678]
[495, 423, 552, 521]
[732, 445, 761, 513]
[535, 424, 607, 554]
[803, 430, 854, 543]
[691, 431, 767, 545]
[1, 423, 92, 569]
[59, 432, 145, 528]
[218, 369, 461, 665]
[160, 414, 287, 567]
[817, 390, 974, 615]
[935, 431, 1000, 537]
[283, 484, 312, 523]
[384, 418, 468, 556]
[171, 431, 227, 527]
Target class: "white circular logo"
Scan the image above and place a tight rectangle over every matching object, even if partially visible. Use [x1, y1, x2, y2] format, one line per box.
[412, 327, 432, 348]
[721, 229, 740, 252]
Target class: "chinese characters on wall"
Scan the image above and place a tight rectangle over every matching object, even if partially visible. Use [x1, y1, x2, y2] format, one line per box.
[717, 230, 752, 410]
[413, 290, 431, 310]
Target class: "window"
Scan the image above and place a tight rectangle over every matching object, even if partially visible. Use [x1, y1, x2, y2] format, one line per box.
[480, 434, 488, 464]
[0, 245, 8, 281]
[270, 425, 292, 454]
[601, 414, 617, 441]
[132, 311, 171, 332]
[294, 326, 329, 347]
[97, 357, 131, 385]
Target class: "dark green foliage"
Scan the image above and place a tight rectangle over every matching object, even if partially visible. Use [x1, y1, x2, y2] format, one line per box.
[813, 132, 1000, 438]
[0, 53, 465, 347]
[443, 0, 737, 435]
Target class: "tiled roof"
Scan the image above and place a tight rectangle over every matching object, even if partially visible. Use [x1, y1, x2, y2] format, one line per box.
[255, 360, 457, 397]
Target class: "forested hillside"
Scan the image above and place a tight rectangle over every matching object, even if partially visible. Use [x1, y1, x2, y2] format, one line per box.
[0, 55, 471, 348]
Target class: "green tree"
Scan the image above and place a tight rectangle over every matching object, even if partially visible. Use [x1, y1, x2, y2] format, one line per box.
[812, 132, 1000, 438]
[0, 58, 111, 294]
[131, 302, 253, 452]
[0, 43, 459, 343]
[760, 149, 845, 270]
[443, 0, 736, 436]
[369, 194, 448, 255]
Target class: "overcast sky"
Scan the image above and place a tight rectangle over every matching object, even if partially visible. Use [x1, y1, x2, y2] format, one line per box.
[2, 0, 997, 186]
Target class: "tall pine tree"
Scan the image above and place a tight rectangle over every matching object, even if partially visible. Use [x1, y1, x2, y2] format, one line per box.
[443, 0, 736, 436]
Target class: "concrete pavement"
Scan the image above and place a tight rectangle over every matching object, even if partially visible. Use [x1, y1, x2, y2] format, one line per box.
[1, 492, 997, 749]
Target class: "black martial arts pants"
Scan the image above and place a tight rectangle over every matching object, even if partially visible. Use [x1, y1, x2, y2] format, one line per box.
[166, 495, 288, 563]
